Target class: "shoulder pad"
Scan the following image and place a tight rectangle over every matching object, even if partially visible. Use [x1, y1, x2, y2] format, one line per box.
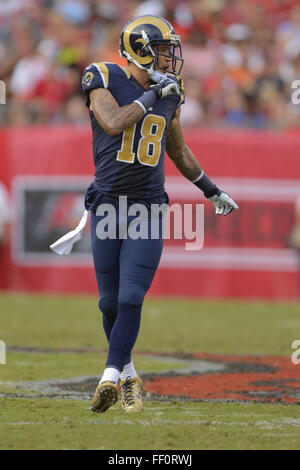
[82, 62, 131, 93]
[104, 63, 131, 81]
[81, 62, 110, 92]
[81, 63, 105, 94]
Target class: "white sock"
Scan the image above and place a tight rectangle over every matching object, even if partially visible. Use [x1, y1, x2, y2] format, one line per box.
[100, 367, 120, 385]
[120, 360, 137, 381]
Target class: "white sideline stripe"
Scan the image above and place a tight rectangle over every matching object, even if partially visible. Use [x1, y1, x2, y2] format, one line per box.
[165, 177, 300, 202]
[160, 247, 299, 272]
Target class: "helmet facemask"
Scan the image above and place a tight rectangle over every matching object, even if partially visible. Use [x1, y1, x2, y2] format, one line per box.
[139, 31, 183, 75]
[151, 43, 183, 75]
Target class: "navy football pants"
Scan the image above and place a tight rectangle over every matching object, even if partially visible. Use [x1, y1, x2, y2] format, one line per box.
[90, 203, 164, 372]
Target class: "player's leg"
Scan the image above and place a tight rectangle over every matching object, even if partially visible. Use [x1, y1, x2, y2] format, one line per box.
[90, 201, 165, 412]
[90, 209, 121, 343]
[90, 209, 122, 412]
[108, 233, 164, 412]
[89, 204, 137, 411]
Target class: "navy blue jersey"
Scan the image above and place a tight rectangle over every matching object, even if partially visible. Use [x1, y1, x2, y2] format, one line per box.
[82, 62, 184, 198]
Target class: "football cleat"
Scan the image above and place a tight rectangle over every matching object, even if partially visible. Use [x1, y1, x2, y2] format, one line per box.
[91, 381, 118, 413]
[120, 376, 143, 413]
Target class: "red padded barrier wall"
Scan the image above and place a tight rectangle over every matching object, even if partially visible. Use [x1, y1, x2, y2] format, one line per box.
[0, 127, 299, 300]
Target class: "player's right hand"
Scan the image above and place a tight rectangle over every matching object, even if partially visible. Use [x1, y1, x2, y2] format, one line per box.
[149, 76, 182, 99]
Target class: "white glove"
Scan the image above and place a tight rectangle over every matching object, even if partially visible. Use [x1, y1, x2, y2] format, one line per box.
[149, 76, 182, 99]
[208, 191, 239, 216]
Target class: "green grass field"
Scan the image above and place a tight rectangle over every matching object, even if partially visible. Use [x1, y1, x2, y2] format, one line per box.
[0, 293, 300, 450]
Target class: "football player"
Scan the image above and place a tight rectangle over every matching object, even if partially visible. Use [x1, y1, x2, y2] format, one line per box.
[81, 15, 238, 413]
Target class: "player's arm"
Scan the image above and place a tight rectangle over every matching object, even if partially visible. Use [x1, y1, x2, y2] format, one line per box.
[89, 88, 144, 136]
[166, 108, 239, 216]
[89, 75, 182, 136]
[166, 108, 203, 180]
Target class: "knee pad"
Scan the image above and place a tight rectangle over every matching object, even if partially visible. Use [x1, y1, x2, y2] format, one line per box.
[98, 296, 118, 318]
[118, 285, 145, 307]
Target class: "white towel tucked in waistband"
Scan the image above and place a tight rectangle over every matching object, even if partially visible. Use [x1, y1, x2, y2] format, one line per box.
[50, 209, 89, 255]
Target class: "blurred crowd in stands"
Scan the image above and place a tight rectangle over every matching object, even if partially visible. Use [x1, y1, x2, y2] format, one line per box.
[1, 0, 300, 129]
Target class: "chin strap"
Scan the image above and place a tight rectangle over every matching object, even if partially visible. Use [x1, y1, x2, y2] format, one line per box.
[147, 69, 166, 83]
[121, 50, 146, 70]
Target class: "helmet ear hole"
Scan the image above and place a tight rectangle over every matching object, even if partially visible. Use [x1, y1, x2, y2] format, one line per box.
[137, 47, 147, 57]
[141, 45, 152, 56]
[135, 44, 151, 58]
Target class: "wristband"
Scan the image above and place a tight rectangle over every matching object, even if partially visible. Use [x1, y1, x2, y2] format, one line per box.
[193, 171, 220, 198]
[134, 89, 157, 114]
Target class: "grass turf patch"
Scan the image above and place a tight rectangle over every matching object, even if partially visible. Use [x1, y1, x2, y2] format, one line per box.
[0, 351, 185, 383]
[0, 293, 299, 355]
[1, 293, 300, 450]
[0, 398, 300, 450]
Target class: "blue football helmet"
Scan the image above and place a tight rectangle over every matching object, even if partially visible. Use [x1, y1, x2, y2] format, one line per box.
[120, 15, 183, 75]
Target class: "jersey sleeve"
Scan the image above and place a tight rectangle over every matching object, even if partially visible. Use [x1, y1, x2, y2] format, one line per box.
[81, 63, 109, 107]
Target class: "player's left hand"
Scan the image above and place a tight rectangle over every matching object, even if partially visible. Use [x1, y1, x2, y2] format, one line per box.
[208, 191, 239, 216]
